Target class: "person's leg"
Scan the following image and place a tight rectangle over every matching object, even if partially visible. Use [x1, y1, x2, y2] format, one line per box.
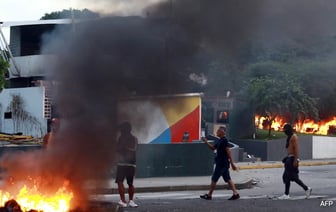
[228, 179, 239, 195]
[208, 181, 216, 197]
[125, 166, 138, 207]
[115, 166, 127, 204]
[222, 168, 239, 195]
[126, 167, 136, 200]
[285, 181, 290, 195]
[294, 178, 312, 198]
[222, 168, 240, 200]
[128, 184, 135, 200]
[200, 181, 216, 199]
[294, 177, 312, 199]
[117, 182, 126, 203]
[277, 180, 291, 199]
[293, 178, 308, 191]
[201, 165, 220, 199]
[208, 165, 221, 196]
[283, 157, 292, 195]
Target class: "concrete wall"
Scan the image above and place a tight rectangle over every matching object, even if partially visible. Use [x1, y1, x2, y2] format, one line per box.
[234, 139, 269, 161]
[297, 136, 313, 160]
[312, 136, 336, 159]
[136, 142, 214, 178]
[9, 55, 56, 78]
[135, 141, 241, 178]
[235, 135, 313, 161]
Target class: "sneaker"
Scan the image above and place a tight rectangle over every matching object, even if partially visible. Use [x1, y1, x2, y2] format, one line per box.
[278, 194, 290, 200]
[117, 200, 127, 208]
[200, 194, 212, 200]
[228, 194, 240, 200]
[305, 187, 312, 199]
[128, 200, 139, 208]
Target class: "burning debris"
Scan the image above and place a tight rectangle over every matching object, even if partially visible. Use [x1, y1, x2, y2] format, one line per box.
[0, 199, 117, 212]
[2, 0, 336, 211]
[0, 176, 73, 212]
[0, 199, 24, 212]
[255, 115, 336, 135]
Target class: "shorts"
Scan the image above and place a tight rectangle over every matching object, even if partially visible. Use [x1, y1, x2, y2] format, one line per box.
[211, 164, 231, 183]
[115, 165, 136, 185]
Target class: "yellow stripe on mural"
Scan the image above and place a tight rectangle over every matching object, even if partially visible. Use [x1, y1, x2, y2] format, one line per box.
[157, 96, 200, 126]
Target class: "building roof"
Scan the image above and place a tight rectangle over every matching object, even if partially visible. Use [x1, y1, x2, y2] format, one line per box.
[0, 19, 73, 27]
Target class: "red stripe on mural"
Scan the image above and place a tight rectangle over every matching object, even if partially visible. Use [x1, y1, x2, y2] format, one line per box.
[170, 106, 200, 143]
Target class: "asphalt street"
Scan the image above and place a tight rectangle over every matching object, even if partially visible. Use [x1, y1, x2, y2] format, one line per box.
[90, 164, 336, 212]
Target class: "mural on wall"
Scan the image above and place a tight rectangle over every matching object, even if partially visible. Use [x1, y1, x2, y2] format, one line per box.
[118, 94, 201, 144]
[6, 94, 43, 136]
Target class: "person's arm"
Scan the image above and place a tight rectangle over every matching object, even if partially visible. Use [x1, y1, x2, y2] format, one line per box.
[226, 147, 237, 170]
[127, 137, 138, 151]
[201, 137, 216, 151]
[116, 138, 123, 153]
[292, 135, 299, 167]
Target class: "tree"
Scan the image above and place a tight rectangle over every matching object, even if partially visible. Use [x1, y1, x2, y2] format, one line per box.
[0, 52, 9, 92]
[293, 59, 336, 119]
[40, 8, 100, 20]
[241, 72, 318, 137]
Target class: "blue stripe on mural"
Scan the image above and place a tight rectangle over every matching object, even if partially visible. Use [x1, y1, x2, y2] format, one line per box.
[150, 128, 171, 144]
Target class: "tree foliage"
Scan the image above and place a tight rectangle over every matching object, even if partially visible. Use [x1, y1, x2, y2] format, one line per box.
[292, 59, 336, 119]
[241, 66, 318, 137]
[0, 53, 9, 92]
[208, 32, 336, 136]
[40, 9, 100, 20]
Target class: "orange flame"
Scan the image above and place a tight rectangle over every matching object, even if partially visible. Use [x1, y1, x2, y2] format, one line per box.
[255, 115, 336, 135]
[0, 180, 73, 212]
[255, 116, 285, 131]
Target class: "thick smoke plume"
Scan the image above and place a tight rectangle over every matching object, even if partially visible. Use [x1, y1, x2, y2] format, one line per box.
[1, 0, 336, 210]
[146, 0, 336, 56]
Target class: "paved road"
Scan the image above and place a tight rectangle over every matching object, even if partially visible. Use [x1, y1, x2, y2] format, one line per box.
[90, 164, 336, 212]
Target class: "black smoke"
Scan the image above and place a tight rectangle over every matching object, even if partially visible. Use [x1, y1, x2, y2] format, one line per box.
[1, 0, 336, 210]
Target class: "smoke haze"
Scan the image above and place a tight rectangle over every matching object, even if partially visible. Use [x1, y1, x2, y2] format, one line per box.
[1, 0, 336, 209]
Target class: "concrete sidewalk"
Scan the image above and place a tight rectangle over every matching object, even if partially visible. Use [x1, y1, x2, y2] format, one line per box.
[90, 159, 336, 194]
[237, 158, 336, 169]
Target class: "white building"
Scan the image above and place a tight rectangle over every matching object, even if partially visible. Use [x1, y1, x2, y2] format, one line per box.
[0, 20, 72, 137]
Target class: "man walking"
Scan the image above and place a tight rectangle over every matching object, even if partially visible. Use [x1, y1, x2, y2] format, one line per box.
[115, 121, 139, 208]
[200, 126, 240, 200]
[278, 123, 312, 199]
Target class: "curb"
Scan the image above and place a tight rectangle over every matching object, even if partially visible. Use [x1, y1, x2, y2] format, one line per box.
[88, 161, 336, 195]
[238, 161, 336, 170]
[135, 178, 254, 193]
[88, 179, 254, 194]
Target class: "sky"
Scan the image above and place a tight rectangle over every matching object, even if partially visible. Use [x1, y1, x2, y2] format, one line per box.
[0, 0, 162, 42]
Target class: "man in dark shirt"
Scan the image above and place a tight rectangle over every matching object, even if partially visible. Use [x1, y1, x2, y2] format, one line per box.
[115, 121, 138, 208]
[200, 126, 240, 200]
